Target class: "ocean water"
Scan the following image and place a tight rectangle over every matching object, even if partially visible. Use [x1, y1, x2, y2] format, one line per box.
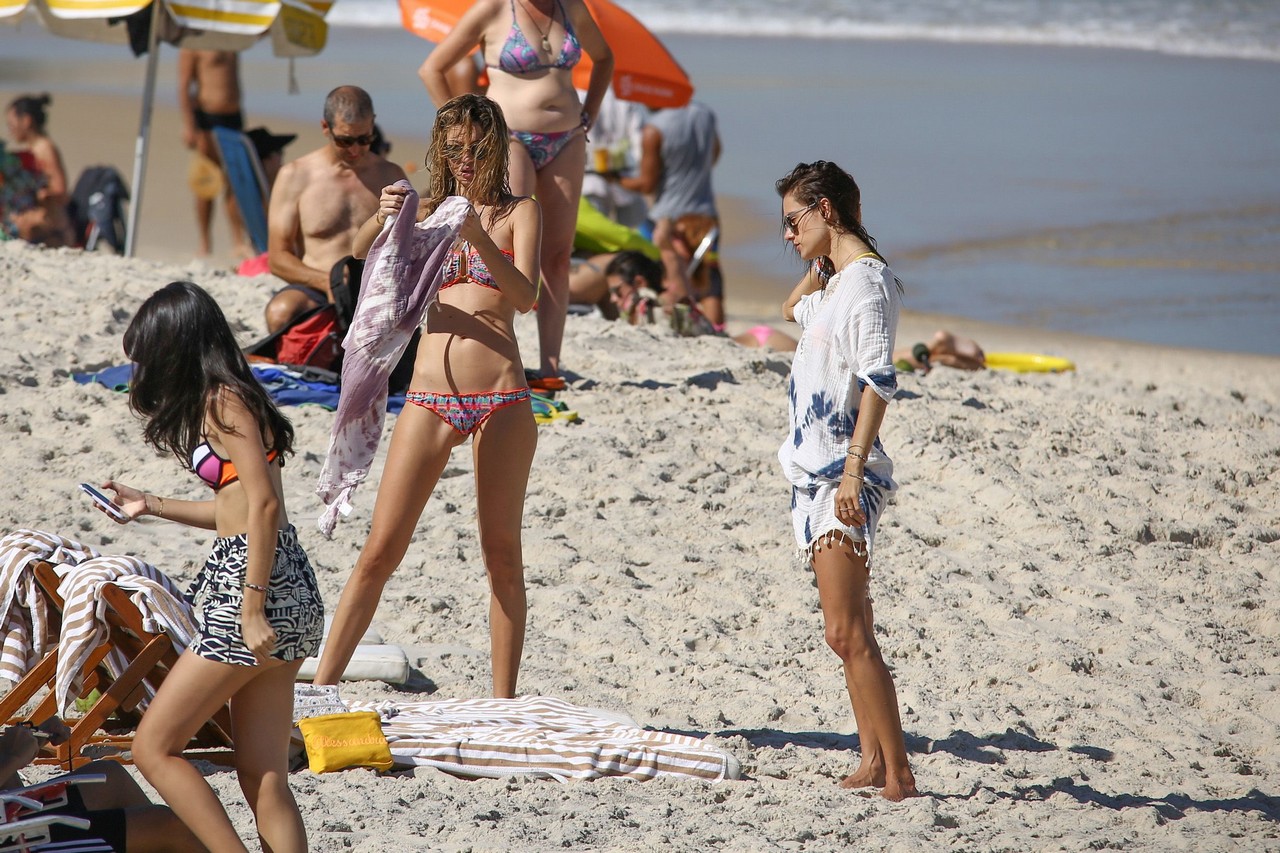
[332, 0, 1280, 63]
[2, 1, 1278, 355]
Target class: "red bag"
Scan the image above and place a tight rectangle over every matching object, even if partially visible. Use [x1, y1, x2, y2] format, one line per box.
[274, 306, 341, 370]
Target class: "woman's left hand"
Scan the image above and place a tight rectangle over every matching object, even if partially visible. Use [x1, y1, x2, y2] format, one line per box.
[834, 472, 865, 527]
[241, 607, 278, 665]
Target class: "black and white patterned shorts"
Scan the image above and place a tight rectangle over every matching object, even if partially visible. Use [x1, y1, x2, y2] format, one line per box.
[188, 526, 324, 667]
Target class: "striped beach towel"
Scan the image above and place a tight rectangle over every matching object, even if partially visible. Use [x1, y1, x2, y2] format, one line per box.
[55, 555, 197, 715]
[0, 530, 101, 685]
[348, 696, 741, 783]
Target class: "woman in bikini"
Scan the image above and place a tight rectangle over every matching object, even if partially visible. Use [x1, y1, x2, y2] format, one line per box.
[777, 161, 918, 801]
[312, 94, 541, 699]
[97, 280, 322, 851]
[419, 0, 613, 389]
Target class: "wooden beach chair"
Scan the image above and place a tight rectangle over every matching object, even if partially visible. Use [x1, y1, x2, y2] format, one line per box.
[0, 562, 233, 769]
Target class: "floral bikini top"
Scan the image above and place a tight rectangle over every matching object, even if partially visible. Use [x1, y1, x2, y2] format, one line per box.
[492, 0, 582, 75]
[191, 441, 281, 490]
[440, 241, 514, 292]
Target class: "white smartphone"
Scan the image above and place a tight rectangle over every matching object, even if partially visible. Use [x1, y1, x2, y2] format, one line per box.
[79, 483, 129, 522]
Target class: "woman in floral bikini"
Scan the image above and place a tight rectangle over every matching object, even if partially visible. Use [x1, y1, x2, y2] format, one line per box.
[313, 95, 542, 699]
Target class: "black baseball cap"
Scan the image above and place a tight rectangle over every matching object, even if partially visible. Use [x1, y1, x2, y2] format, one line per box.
[245, 127, 297, 161]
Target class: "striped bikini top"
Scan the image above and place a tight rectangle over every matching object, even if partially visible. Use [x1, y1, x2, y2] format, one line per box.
[440, 241, 514, 292]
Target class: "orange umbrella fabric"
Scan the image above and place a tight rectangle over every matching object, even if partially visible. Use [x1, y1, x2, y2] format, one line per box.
[399, 0, 693, 109]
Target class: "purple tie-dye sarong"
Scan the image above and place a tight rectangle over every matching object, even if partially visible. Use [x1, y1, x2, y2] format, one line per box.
[315, 186, 469, 537]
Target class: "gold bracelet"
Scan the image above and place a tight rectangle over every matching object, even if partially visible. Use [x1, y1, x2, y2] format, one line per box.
[843, 471, 864, 481]
[151, 495, 164, 518]
[846, 449, 868, 461]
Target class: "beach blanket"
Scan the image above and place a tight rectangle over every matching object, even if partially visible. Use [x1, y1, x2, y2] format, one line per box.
[71, 364, 406, 415]
[315, 189, 468, 538]
[347, 695, 741, 783]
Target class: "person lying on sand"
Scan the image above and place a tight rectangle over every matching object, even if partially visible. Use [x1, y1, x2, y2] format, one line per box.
[894, 329, 985, 373]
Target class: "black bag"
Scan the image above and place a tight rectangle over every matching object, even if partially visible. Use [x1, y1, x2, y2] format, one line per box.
[245, 255, 419, 394]
[67, 166, 129, 253]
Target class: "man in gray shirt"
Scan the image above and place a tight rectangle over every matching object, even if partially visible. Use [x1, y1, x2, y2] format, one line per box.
[617, 100, 724, 326]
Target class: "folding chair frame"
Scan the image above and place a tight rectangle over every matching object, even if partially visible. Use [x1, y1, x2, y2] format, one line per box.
[0, 562, 233, 769]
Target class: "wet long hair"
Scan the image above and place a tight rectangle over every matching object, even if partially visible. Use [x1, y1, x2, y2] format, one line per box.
[7, 94, 51, 135]
[423, 94, 516, 220]
[775, 160, 902, 292]
[123, 281, 294, 467]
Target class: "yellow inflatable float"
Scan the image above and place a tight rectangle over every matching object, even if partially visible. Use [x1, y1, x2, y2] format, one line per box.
[984, 352, 1076, 373]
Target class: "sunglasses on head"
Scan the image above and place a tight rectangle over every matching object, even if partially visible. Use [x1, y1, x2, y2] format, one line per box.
[331, 132, 375, 149]
[442, 141, 490, 162]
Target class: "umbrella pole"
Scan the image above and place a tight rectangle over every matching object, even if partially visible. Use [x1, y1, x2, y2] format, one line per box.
[124, 0, 163, 258]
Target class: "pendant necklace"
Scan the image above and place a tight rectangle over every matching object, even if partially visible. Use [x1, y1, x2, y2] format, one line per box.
[517, 0, 554, 54]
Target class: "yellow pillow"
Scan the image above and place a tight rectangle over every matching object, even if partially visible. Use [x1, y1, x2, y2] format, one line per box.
[297, 711, 393, 774]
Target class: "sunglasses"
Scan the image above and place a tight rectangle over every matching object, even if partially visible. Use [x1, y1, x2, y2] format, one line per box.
[331, 132, 375, 149]
[782, 201, 818, 235]
[442, 141, 490, 162]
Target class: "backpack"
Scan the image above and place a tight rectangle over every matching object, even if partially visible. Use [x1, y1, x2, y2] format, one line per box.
[67, 166, 129, 253]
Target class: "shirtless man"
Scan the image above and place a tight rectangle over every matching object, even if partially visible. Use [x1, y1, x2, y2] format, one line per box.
[265, 86, 405, 333]
[178, 49, 251, 258]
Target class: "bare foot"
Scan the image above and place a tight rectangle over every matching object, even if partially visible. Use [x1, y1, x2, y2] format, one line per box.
[839, 766, 885, 789]
[880, 771, 920, 802]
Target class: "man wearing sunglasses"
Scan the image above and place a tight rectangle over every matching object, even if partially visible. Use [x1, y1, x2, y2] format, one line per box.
[264, 86, 405, 333]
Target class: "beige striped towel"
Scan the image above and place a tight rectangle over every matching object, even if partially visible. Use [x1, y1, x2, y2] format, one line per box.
[55, 555, 197, 715]
[0, 529, 101, 685]
[347, 696, 741, 783]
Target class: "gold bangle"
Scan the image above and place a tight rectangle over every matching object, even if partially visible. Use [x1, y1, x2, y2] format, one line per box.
[151, 495, 164, 518]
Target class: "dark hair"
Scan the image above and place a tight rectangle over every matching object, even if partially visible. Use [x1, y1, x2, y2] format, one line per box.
[424, 94, 514, 216]
[123, 281, 294, 467]
[7, 93, 51, 134]
[323, 86, 374, 127]
[775, 160, 902, 292]
[605, 251, 663, 291]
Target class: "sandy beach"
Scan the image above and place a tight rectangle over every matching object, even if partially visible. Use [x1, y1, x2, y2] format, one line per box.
[3, 234, 1277, 848]
[3, 12, 1280, 849]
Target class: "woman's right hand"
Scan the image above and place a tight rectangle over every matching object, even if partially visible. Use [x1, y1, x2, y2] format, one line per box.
[100, 480, 150, 522]
[376, 184, 410, 224]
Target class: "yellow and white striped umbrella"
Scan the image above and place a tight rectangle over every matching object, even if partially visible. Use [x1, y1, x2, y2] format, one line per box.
[0, 0, 331, 255]
[1, 0, 328, 55]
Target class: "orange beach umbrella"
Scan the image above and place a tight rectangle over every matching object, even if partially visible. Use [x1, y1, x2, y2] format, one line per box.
[399, 0, 693, 109]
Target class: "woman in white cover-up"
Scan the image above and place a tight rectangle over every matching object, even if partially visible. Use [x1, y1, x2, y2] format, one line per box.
[777, 160, 918, 801]
[313, 94, 541, 699]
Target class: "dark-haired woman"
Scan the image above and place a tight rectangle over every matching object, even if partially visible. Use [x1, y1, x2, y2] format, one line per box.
[313, 94, 540, 698]
[97, 281, 321, 851]
[419, 0, 613, 387]
[776, 161, 918, 800]
[4, 93, 75, 247]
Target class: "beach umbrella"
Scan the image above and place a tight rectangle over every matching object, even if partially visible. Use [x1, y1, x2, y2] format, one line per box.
[399, 0, 693, 109]
[0, 0, 329, 256]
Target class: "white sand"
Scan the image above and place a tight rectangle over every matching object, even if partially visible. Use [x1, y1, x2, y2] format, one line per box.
[4, 239, 1278, 850]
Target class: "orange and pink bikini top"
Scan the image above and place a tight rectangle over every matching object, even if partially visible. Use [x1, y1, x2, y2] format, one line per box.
[192, 441, 281, 490]
[440, 241, 513, 292]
